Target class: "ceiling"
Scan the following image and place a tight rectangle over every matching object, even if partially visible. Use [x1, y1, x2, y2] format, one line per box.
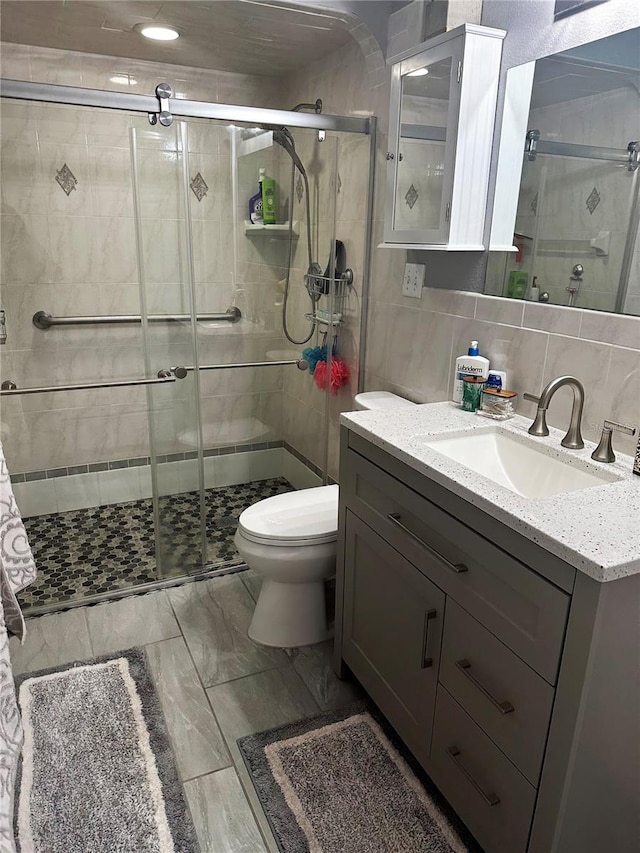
[0, 0, 359, 77]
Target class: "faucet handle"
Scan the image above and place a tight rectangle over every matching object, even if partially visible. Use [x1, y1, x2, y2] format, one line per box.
[603, 419, 636, 435]
[523, 392, 540, 404]
[591, 420, 637, 463]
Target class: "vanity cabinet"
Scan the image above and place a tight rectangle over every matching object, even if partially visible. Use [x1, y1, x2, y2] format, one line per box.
[383, 24, 505, 250]
[335, 427, 640, 853]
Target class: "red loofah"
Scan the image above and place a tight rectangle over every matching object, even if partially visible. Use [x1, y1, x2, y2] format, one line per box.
[329, 358, 350, 395]
[313, 360, 328, 391]
[313, 358, 349, 395]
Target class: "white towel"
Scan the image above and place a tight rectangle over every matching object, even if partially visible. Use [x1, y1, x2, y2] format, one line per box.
[0, 444, 37, 641]
[0, 442, 37, 853]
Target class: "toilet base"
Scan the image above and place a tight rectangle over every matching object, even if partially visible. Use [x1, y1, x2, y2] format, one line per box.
[248, 578, 331, 648]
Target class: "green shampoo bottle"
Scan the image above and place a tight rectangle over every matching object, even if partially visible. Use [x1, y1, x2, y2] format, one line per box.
[261, 174, 277, 224]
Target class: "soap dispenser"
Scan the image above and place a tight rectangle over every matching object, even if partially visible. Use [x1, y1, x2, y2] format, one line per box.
[452, 340, 490, 404]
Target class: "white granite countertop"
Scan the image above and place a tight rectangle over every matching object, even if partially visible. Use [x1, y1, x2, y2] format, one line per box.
[340, 402, 640, 583]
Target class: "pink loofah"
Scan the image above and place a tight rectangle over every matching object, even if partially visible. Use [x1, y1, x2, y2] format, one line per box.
[313, 358, 350, 395]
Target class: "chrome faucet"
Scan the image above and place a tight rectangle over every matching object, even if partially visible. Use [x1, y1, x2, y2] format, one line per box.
[523, 375, 585, 449]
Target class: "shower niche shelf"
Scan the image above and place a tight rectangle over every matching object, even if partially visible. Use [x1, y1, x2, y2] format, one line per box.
[244, 221, 299, 237]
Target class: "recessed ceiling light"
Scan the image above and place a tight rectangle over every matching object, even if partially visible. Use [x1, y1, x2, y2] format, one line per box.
[407, 68, 429, 77]
[137, 24, 180, 41]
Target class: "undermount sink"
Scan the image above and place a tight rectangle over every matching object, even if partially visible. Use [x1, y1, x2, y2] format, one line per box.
[420, 428, 619, 498]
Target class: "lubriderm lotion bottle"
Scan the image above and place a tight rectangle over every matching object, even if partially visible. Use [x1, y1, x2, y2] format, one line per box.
[452, 341, 490, 404]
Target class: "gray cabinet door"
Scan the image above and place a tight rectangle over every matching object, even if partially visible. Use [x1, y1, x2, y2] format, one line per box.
[342, 510, 445, 768]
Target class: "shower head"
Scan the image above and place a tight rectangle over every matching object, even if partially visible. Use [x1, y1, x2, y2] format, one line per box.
[272, 128, 307, 178]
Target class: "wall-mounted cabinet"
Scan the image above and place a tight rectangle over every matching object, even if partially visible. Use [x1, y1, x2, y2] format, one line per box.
[382, 24, 505, 251]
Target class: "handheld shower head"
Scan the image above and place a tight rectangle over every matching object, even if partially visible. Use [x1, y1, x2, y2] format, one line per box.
[272, 129, 307, 178]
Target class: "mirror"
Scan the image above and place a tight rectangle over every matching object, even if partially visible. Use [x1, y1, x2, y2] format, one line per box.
[394, 56, 453, 233]
[486, 27, 640, 316]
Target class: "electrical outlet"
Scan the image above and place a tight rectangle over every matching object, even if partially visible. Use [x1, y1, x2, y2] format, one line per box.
[402, 263, 425, 298]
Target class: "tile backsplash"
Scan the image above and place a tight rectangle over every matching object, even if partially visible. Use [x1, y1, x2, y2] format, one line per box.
[366, 287, 640, 457]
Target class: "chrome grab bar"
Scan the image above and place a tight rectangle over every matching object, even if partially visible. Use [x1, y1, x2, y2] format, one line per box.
[177, 359, 308, 372]
[0, 369, 181, 396]
[32, 307, 241, 329]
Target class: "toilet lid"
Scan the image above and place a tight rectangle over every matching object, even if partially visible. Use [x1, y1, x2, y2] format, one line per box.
[238, 484, 339, 546]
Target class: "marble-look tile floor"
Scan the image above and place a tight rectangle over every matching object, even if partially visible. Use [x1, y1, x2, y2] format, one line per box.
[19, 478, 293, 610]
[10, 570, 362, 852]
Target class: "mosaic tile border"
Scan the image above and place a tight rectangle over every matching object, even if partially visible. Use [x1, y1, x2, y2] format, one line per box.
[11, 442, 332, 484]
[12, 441, 287, 483]
[282, 442, 324, 479]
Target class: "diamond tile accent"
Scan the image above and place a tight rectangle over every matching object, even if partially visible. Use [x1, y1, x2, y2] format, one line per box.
[586, 186, 600, 215]
[18, 478, 293, 610]
[190, 172, 209, 202]
[296, 173, 304, 203]
[530, 192, 538, 216]
[405, 183, 419, 210]
[55, 163, 77, 196]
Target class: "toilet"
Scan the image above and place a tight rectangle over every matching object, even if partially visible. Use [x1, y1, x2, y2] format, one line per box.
[235, 390, 415, 648]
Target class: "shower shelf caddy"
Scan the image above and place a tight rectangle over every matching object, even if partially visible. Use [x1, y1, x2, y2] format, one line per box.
[305, 312, 343, 328]
[243, 221, 299, 237]
[304, 267, 353, 329]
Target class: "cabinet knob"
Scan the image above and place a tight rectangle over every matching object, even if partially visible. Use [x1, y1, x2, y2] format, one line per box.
[386, 152, 395, 161]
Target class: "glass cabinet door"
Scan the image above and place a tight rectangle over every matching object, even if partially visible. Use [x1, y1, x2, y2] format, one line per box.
[385, 40, 463, 245]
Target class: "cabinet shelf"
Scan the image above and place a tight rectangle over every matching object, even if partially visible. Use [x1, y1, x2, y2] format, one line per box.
[243, 221, 298, 238]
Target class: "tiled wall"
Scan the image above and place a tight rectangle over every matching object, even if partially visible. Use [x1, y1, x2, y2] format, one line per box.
[366, 285, 640, 456]
[276, 40, 387, 480]
[0, 42, 284, 478]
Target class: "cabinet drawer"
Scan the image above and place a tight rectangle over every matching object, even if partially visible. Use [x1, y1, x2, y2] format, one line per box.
[342, 511, 444, 768]
[343, 449, 569, 683]
[440, 600, 554, 785]
[431, 686, 536, 853]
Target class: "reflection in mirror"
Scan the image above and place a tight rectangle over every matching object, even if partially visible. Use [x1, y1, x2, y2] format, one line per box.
[394, 57, 452, 232]
[486, 28, 640, 316]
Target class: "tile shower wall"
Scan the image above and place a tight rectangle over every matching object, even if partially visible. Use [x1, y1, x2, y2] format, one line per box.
[276, 40, 387, 479]
[0, 42, 282, 478]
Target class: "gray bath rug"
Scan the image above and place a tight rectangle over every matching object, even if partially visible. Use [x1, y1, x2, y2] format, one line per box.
[238, 705, 481, 853]
[14, 648, 199, 853]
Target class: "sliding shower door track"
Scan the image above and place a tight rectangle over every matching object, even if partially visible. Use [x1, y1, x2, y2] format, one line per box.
[20, 561, 248, 618]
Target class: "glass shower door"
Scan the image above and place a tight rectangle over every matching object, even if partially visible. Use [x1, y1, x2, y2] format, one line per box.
[130, 118, 207, 577]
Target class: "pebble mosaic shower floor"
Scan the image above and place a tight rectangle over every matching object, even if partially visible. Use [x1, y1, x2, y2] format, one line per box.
[19, 478, 293, 610]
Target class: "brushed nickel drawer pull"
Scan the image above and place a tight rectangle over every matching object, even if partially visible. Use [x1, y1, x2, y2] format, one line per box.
[456, 659, 515, 715]
[387, 513, 469, 574]
[447, 746, 500, 806]
[421, 609, 437, 669]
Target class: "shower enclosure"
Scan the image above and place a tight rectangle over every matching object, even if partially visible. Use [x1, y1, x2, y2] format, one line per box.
[0, 79, 374, 613]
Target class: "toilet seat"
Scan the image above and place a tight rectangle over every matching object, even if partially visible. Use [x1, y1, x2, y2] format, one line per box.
[238, 484, 339, 548]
